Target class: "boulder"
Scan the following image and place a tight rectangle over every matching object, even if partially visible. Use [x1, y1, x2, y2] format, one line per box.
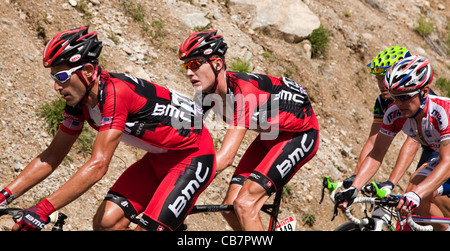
[231, 0, 321, 43]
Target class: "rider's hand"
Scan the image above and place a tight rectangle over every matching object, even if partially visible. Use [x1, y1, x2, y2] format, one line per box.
[343, 175, 356, 189]
[0, 188, 13, 209]
[12, 198, 55, 231]
[377, 180, 394, 189]
[335, 186, 358, 210]
[375, 180, 394, 198]
[397, 191, 421, 216]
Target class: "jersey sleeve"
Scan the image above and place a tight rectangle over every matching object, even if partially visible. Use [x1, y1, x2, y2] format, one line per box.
[59, 104, 85, 135]
[98, 79, 147, 132]
[373, 96, 384, 123]
[379, 105, 405, 137]
[432, 102, 450, 143]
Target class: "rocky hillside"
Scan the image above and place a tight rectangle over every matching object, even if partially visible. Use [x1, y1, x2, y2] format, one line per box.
[0, 0, 449, 231]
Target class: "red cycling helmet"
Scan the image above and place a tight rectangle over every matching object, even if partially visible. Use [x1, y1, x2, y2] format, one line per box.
[179, 30, 228, 60]
[43, 26, 102, 67]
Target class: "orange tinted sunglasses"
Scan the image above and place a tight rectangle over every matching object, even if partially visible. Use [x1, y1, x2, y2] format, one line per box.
[183, 57, 221, 71]
[183, 58, 208, 71]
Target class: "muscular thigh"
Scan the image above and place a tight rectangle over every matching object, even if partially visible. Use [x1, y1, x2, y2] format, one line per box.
[250, 129, 319, 196]
[141, 152, 215, 230]
[108, 153, 159, 214]
[231, 135, 269, 185]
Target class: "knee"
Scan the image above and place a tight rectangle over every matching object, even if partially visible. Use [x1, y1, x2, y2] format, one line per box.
[92, 203, 129, 230]
[233, 195, 255, 216]
[93, 210, 118, 230]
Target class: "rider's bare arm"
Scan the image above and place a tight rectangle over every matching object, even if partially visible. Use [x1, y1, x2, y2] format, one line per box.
[45, 128, 123, 210]
[351, 133, 395, 190]
[388, 136, 420, 185]
[7, 129, 78, 197]
[215, 126, 247, 173]
[355, 122, 381, 174]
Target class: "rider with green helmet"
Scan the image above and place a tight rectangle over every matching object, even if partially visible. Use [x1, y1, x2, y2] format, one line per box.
[344, 46, 436, 197]
[366, 46, 411, 75]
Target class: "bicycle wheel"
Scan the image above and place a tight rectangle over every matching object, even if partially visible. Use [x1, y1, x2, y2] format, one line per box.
[333, 221, 362, 231]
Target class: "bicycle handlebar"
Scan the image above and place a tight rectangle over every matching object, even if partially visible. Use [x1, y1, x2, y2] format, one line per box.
[347, 197, 433, 231]
[320, 176, 434, 231]
[0, 208, 67, 231]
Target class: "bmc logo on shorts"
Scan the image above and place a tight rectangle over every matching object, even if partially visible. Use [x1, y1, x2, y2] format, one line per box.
[167, 156, 213, 218]
[276, 133, 315, 178]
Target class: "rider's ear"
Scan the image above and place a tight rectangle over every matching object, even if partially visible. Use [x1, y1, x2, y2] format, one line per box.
[211, 57, 224, 72]
[82, 63, 95, 79]
[422, 85, 430, 97]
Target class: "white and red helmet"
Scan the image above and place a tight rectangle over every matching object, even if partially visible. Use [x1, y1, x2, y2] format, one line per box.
[384, 55, 433, 92]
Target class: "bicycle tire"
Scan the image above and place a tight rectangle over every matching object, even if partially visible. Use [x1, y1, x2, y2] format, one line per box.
[333, 221, 362, 231]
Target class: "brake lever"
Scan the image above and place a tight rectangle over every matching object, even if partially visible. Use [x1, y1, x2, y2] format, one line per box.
[319, 177, 328, 204]
[331, 192, 344, 221]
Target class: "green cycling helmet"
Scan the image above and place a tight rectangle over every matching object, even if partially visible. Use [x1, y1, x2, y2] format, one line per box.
[366, 46, 411, 75]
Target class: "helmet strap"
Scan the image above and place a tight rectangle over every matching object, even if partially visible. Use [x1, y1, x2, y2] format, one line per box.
[408, 91, 427, 118]
[74, 63, 99, 108]
[207, 60, 220, 93]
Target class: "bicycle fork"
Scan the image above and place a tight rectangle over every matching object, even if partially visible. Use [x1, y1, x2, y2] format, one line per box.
[265, 190, 282, 231]
[370, 207, 397, 231]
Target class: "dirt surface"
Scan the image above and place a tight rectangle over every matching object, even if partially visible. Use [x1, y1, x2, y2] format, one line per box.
[0, 0, 449, 231]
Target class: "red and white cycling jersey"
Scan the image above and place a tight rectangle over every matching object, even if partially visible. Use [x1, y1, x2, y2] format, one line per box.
[380, 95, 450, 151]
[60, 70, 205, 153]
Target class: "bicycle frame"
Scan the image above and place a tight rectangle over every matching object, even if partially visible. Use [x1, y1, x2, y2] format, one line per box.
[370, 210, 450, 231]
[411, 215, 450, 226]
[183, 189, 284, 231]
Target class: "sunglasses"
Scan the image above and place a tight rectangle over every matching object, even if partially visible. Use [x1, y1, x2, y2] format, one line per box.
[183, 58, 208, 71]
[366, 63, 390, 75]
[50, 64, 85, 83]
[390, 89, 421, 102]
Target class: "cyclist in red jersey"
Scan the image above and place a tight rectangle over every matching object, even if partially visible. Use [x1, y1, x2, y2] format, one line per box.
[0, 26, 216, 231]
[179, 30, 319, 230]
[336, 55, 450, 231]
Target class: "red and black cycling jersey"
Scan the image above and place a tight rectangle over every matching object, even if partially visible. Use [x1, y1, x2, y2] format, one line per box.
[203, 71, 319, 132]
[60, 70, 204, 152]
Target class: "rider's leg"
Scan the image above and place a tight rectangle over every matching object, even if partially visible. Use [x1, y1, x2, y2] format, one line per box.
[221, 183, 244, 230]
[433, 179, 450, 217]
[93, 200, 131, 230]
[409, 174, 449, 231]
[229, 129, 319, 231]
[138, 151, 215, 231]
[233, 180, 270, 231]
[93, 153, 155, 230]
[221, 135, 268, 230]
[433, 196, 450, 217]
